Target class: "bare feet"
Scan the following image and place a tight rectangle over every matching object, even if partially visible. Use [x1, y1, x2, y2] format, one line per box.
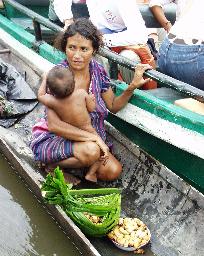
[63, 172, 81, 185]
[85, 161, 100, 183]
[43, 165, 81, 186]
[85, 172, 97, 183]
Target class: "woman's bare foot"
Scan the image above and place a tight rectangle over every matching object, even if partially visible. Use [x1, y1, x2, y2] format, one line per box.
[44, 165, 81, 186]
[63, 172, 81, 185]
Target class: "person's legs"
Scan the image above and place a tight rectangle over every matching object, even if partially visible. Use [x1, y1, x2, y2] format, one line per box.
[72, 3, 89, 19]
[46, 140, 101, 168]
[118, 49, 141, 84]
[56, 143, 122, 182]
[32, 129, 121, 182]
[44, 141, 101, 185]
[113, 45, 157, 89]
[158, 39, 204, 90]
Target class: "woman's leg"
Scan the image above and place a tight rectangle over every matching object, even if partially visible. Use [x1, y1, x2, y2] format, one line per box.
[45, 141, 101, 185]
[56, 147, 122, 182]
[97, 153, 122, 181]
[46, 140, 100, 168]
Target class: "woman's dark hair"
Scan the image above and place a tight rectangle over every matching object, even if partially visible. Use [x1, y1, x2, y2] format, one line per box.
[54, 18, 103, 53]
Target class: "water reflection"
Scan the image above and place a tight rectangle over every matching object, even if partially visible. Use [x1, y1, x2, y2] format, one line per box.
[0, 155, 81, 256]
[0, 186, 37, 255]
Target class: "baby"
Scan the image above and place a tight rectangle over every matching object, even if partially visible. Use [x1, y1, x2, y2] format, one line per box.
[38, 66, 109, 182]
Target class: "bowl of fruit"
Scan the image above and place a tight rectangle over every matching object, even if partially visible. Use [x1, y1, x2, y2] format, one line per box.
[107, 217, 151, 251]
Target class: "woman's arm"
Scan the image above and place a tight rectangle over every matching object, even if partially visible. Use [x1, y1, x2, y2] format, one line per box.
[102, 64, 152, 114]
[47, 108, 109, 157]
[47, 108, 96, 141]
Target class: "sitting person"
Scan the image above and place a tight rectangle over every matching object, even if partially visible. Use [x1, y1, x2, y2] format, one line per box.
[52, 0, 157, 89]
[38, 66, 109, 182]
[149, 0, 204, 91]
[30, 18, 152, 185]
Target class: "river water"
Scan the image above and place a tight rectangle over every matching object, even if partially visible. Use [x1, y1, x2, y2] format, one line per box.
[0, 154, 81, 256]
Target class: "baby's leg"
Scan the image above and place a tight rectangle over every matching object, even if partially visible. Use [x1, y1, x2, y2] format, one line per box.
[85, 161, 100, 182]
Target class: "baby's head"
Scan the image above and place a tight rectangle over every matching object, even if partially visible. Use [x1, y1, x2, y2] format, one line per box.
[47, 66, 75, 98]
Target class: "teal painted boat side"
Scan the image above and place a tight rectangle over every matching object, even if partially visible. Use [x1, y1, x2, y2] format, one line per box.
[0, 13, 65, 63]
[107, 113, 204, 194]
[115, 81, 204, 136]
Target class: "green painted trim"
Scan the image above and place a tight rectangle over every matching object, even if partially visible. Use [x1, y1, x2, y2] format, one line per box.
[115, 81, 204, 135]
[107, 113, 204, 194]
[4, 3, 48, 18]
[0, 14, 66, 64]
[0, 14, 34, 48]
[38, 45, 65, 64]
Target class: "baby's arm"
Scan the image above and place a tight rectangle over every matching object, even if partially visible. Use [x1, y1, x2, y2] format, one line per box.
[37, 74, 58, 109]
[85, 93, 96, 112]
[38, 73, 47, 98]
[38, 93, 58, 109]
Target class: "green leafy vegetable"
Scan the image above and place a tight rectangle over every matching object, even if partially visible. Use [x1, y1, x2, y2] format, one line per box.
[41, 166, 121, 236]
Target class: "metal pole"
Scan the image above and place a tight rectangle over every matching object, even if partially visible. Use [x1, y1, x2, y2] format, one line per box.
[99, 47, 204, 102]
[33, 20, 42, 42]
[0, 49, 10, 54]
[3, 0, 61, 32]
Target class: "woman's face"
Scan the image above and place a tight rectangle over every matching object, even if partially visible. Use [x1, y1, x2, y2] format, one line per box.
[65, 33, 94, 71]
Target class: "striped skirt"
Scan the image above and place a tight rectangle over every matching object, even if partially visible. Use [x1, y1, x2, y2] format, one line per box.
[30, 119, 73, 163]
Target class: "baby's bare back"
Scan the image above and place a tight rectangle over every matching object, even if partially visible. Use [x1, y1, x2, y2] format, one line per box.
[53, 89, 95, 133]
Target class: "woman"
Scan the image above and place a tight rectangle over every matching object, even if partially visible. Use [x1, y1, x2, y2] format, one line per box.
[150, 0, 204, 91]
[30, 18, 152, 184]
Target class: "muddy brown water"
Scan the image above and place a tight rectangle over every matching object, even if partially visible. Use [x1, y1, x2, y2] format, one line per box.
[0, 154, 81, 256]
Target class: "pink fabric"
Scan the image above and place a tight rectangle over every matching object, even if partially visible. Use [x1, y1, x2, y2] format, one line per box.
[32, 118, 48, 133]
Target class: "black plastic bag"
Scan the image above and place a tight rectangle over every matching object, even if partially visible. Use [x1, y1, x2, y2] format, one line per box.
[0, 59, 38, 127]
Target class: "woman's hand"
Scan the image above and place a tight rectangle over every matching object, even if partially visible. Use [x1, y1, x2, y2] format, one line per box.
[95, 137, 109, 164]
[128, 64, 152, 91]
[102, 63, 153, 114]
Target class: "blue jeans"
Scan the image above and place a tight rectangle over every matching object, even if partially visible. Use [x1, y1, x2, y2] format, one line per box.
[100, 28, 127, 34]
[158, 38, 204, 90]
